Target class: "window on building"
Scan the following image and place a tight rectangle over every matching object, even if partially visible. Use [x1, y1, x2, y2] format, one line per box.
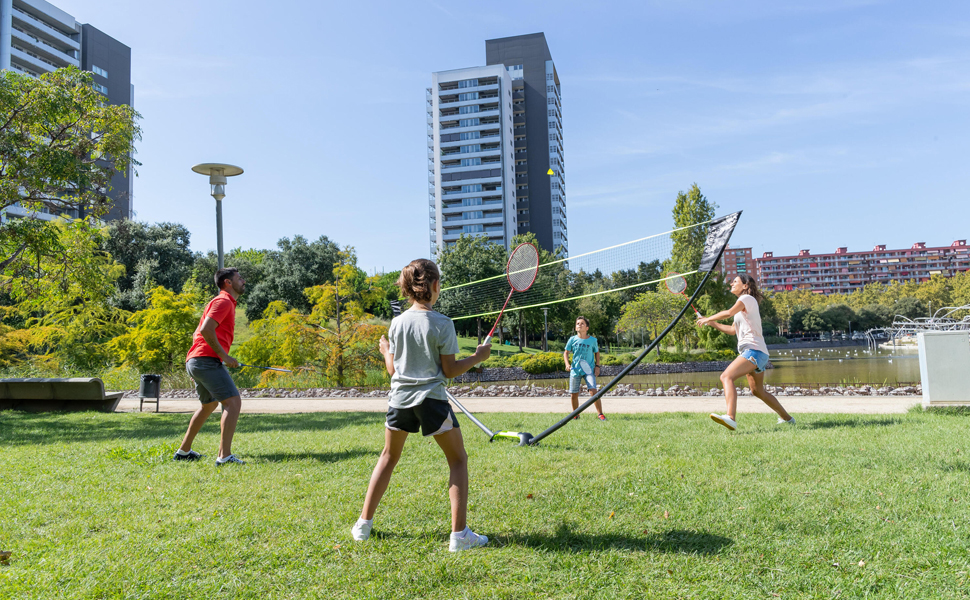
[459, 105, 480, 114]
[462, 197, 483, 206]
[93, 82, 108, 94]
[460, 158, 481, 167]
[458, 92, 478, 101]
[92, 65, 108, 78]
[458, 79, 479, 88]
[461, 184, 482, 193]
[546, 73, 554, 80]
[459, 131, 480, 140]
[460, 145, 481, 153]
[459, 118, 480, 127]
[463, 211, 483, 220]
[463, 224, 484, 233]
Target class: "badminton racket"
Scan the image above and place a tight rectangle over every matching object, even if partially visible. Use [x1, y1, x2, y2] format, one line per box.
[665, 271, 702, 318]
[487, 243, 540, 338]
[238, 363, 293, 373]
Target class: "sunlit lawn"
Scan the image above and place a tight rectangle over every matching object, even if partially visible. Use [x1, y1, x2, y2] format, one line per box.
[1, 408, 968, 598]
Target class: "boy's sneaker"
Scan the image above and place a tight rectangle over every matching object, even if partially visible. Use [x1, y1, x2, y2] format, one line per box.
[776, 416, 796, 425]
[449, 527, 488, 552]
[598, 414, 607, 421]
[173, 449, 202, 461]
[352, 518, 373, 541]
[710, 413, 737, 431]
[215, 454, 245, 466]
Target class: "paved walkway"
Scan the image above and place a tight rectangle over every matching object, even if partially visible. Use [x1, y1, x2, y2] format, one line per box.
[118, 395, 919, 415]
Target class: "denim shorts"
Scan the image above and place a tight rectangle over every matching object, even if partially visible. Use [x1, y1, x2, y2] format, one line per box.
[568, 373, 597, 394]
[740, 349, 770, 374]
[186, 357, 240, 404]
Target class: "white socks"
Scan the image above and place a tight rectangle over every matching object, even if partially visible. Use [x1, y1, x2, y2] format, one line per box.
[175, 449, 191, 456]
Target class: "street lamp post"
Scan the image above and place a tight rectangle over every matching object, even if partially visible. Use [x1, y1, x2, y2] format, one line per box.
[192, 163, 244, 270]
[542, 308, 549, 352]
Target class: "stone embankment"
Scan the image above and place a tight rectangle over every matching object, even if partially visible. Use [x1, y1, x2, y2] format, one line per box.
[122, 383, 920, 399]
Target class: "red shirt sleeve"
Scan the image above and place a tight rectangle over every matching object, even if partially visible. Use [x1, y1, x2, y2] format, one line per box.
[207, 297, 234, 326]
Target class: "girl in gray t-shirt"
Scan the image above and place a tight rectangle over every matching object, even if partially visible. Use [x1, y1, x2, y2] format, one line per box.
[352, 258, 493, 552]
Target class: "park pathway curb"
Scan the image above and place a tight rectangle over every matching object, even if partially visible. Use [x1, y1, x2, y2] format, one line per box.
[116, 395, 918, 415]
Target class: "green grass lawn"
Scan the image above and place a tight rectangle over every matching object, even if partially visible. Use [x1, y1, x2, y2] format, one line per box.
[1, 409, 969, 599]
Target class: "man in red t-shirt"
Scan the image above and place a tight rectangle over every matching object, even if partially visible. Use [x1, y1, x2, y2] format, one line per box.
[174, 267, 247, 465]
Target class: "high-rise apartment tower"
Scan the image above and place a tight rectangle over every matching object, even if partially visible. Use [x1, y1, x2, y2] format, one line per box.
[428, 33, 565, 257]
[0, 0, 133, 221]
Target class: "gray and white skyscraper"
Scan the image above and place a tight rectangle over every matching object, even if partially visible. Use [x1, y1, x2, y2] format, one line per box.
[428, 33, 566, 257]
[0, 0, 133, 221]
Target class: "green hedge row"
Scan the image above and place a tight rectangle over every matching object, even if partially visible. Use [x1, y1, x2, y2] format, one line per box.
[455, 348, 737, 374]
[656, 349, 738, 363]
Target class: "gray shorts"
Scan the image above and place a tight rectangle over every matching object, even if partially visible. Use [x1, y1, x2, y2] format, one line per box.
[186, 357, 240, 404]
[569, 373, 597, 394]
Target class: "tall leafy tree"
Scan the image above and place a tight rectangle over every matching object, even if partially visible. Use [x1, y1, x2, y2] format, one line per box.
[668, 183, 717, 294]
[237, 235, 340, 321]
[101, 221, 195, 311]
[109, 285, 201, 372]
[437, 234, 506, 340]
[305, 247, 385, 387]
[1, 67, 140, 285]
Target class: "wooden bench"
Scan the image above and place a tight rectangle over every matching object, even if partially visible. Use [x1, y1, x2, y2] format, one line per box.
[0, 378, 124, 412]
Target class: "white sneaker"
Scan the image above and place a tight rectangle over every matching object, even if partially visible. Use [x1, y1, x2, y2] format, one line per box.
[776, 416, 796, 425]
[352, 518, 373, 541]
[710, 413, 737, 431]
[449, 526, 488, 552]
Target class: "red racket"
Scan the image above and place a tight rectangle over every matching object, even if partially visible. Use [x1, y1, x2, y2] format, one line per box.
[487, 243, 540, 338]
[665, 271, 702, 318]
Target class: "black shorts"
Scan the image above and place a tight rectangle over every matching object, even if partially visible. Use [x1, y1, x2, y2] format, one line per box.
[386, 398, 460, 437]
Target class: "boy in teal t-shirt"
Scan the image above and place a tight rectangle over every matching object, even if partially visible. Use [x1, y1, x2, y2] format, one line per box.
[563, 316, 605, 421]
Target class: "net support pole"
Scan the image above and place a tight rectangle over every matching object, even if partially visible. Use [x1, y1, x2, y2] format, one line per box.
[445, 389, 496, 441]
[528, 211, 740, 446]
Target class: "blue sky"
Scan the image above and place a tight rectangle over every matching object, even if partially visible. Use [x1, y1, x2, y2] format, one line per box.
[58, 0, 970, 271]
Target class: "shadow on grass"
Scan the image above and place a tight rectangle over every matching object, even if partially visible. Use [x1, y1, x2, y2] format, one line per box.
[0, 411, 382, 446]
[939, 460, 970, 473]
[252, 448, 376, 463]
[805, 417, 902, 430]
[511, 524, 732, 554]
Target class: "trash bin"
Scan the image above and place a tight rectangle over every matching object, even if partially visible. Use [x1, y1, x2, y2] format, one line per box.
[139, 374, 162, 413]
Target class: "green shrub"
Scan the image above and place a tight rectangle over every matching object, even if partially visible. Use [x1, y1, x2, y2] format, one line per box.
[506, 352, 533, 365]
[765, 335, 789, 345]
[657, 349, 737, 363]
[522, 352, 567, 375]
[601, 354, 625, 366]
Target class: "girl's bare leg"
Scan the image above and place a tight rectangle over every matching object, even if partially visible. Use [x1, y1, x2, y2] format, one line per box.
[747, 371, 793, 421]
[719, 356, 758, 420]
[433, 427, 469, 532]
[360, 428, 409, 520]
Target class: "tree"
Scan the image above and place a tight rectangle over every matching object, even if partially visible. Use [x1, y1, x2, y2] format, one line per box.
[894, 297, 927, 320]
[1, 68, 140, 281]
[109, 285, 201, 372]
[437, 234, 507, 340]
[616, 291, 678, 341]
[305, 247, 385, 387]
[669, 183, 717, 294]
[914, 274, 952, 316]
[16, 219, 129, 369]
[820, 304, 856, 332]
[235, 301, 320, 377]
[101, 221, 195, 311]
[242, 235, 341, 321]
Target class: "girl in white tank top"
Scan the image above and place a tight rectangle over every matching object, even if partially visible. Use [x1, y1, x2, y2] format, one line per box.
[696, 274, 794, 431]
